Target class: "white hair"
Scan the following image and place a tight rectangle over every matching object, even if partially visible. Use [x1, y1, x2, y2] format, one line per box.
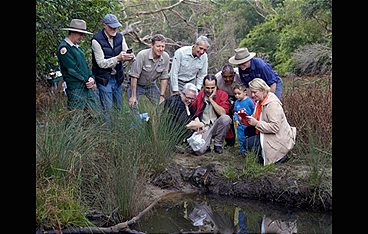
[195, 35, 210, 47]
[182, 83, 198, 95]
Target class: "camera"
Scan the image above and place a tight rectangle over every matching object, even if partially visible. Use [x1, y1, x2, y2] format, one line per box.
[126, 49, 133, 54]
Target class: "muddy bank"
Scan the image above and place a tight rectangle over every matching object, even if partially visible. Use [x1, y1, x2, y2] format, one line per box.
[150, 149, 332, 212]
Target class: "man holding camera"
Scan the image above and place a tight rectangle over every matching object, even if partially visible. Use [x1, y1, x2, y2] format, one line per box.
[127, 34, 170, 113]
[91, 13, 134, 123]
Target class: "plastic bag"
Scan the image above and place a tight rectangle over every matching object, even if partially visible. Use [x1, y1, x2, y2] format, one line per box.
[187, 132, 205, 151]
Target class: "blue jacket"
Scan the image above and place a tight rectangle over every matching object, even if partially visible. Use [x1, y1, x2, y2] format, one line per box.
[238, 57, 280, 87]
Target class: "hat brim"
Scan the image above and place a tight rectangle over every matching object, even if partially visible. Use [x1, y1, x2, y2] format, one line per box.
[228, 52, 256, 65]
[106, 22, 122, 28]
[61, 28, 93, 35]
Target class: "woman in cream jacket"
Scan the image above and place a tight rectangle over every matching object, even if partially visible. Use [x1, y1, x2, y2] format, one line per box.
[246, 78, 296, 165]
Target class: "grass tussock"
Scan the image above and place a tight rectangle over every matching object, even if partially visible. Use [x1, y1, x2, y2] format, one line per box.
[36, 95, 191, 230]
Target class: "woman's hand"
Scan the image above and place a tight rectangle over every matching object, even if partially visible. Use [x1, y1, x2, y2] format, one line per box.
[246, 116, 258, 126]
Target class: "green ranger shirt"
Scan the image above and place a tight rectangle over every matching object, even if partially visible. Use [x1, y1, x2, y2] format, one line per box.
[57, 38, 98, 110]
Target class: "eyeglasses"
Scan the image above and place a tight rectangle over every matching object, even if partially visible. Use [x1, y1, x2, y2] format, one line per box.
[183, 93, 196, 102]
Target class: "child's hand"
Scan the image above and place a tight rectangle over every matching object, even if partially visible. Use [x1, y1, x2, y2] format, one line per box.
[234, 120, 239, 128]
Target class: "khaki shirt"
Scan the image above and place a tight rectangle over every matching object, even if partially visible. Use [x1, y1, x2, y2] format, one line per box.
[128, 48, 170, 86]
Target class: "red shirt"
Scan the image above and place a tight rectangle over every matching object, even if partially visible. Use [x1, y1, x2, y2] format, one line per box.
[192, 89, 230, 118]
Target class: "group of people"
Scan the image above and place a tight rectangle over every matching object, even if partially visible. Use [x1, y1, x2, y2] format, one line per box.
[56, 14, 296, 166]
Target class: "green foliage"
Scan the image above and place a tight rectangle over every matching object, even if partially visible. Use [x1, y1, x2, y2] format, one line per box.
[36, 0, 121, 80]
[239, 15, 281, 64]
[242, 153, 275, 179]
[36, 180, 94, 230]
[238, 0, 331, 76]
[223, 166, 239, 180]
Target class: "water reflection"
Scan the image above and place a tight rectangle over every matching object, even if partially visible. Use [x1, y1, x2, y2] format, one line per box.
[132, 193, 331, 233]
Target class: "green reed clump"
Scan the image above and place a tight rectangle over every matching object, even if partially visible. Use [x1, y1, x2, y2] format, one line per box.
[136, 97, 193, 172]
[36, 102, 104, 230]
[80, 105, 151, 221]
[36, 106, 103, 184]
[36, 95, 191, 228]
[79, 99, 191, 222]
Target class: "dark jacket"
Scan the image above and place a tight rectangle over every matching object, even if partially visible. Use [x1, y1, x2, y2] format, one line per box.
[57, 40, 92, 89]
[91, 30, 124, 85]
[162, 94, 196, 140]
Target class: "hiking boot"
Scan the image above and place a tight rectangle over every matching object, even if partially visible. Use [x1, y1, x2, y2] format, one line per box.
[214, 145, 223, 154]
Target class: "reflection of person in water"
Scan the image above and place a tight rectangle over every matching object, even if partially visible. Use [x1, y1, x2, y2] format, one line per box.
[260, 215, 297, 234]
[188, 201, 235, 234]
[234, 207, 249, 234]
[188, 202, 215, 232]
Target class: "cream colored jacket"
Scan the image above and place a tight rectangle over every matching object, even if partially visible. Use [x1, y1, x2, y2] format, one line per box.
[255, 92, 297, 165]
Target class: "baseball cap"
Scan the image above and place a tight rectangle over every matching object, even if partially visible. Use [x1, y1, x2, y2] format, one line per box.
[103, 14, 122, 28]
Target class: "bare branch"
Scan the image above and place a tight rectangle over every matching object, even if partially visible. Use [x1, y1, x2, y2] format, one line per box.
[169, 9, 196, 28]
[134, 0, 184, 17]
[182, 0, 202, 5]
[246, 0, 267, 19]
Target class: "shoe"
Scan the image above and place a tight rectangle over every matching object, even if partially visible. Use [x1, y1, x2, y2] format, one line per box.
[275, 155, 289, 164]
[214, 145, 223, 154]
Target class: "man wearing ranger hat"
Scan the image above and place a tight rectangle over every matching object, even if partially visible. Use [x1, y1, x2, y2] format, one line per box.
[57, 19, 99, 111]
[229, 47, 283, 99]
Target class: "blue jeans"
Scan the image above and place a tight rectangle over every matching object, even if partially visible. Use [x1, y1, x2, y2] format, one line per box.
[97, 77, 123, 124]
[237, 125, 247, 153]
[275, 78, 283, 100]
[127, 83, 160, 113]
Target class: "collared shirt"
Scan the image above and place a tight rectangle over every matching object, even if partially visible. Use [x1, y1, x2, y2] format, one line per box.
[201, 96, 218, 130]
[64, 37, 79, 48]
[169, 46, 208, 91]
[215, 67, 241, 97]
[91, 31, 128, 74]
[128, 48, 170, 86]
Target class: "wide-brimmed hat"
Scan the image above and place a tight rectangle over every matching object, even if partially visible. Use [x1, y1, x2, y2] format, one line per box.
[62, 19, 92, 35]
[103, 14, 122, 28]
[228, 48, 256, 65]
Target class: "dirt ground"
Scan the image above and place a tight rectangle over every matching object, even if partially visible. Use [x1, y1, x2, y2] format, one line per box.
[148, 145, 332, 212]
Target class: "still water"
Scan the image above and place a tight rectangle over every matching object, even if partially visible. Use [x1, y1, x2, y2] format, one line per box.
[132, 193, 331, 233]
